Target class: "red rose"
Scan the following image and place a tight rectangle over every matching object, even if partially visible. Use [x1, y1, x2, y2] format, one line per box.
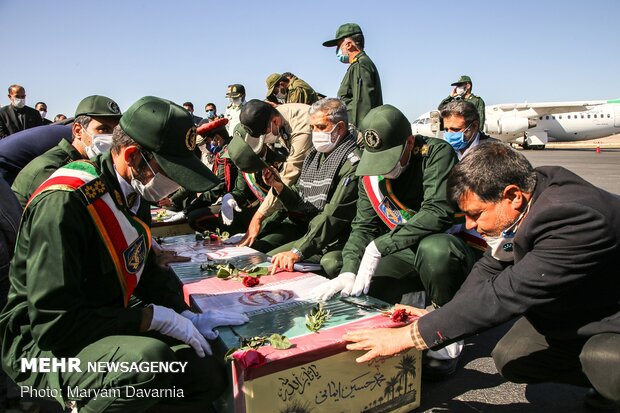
[391, 308, 410, 322]
[232, 349, 267, 369]
[209, 233, 219, 241]
[242, 276, 260, 287]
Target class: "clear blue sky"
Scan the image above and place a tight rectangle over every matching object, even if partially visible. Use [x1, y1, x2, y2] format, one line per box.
[1, 0, 618, 121]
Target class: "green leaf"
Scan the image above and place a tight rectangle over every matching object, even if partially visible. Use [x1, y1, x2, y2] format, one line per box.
[268, 334, 292, 349]
[217, 266, 232, 278]
[245, 266, 269, 276]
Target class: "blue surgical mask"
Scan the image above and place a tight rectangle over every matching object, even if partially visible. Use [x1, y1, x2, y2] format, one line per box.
[444, 123, 473, 151]
[206, 110, 215, 119]
[336, 47, 349, 64]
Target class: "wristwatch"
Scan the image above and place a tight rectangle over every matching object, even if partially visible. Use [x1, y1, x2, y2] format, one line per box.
[290, 247, 304, 261]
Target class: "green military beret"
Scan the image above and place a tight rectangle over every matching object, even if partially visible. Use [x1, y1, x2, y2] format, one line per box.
[119, 96, 220, 192]
[451, 75, 472, 86]
[323, 23, 363, 47]
[356, 105, 412, 176]
[75, 95, 122, 118]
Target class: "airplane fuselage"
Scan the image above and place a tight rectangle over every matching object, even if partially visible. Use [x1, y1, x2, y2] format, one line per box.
[412, 99, 620, 148]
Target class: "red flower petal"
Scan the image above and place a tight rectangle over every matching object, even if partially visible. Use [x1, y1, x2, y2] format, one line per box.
[232, 349, 266, 368]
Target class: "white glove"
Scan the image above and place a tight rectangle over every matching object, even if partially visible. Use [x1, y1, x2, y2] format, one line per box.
[311, 272, 356, 301]
[182, 309, 249, 340]
[148, 305, 211, 357]
[221, 193, 241, 225]
[350, 241, 382, 296]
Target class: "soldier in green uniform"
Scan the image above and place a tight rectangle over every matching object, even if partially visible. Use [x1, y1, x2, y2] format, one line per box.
[248, 98, 361, 277]
[265, 72, 318, 106]
[221, 124, 290, 238]
[323, 23, 383, 128]
[0, 96, 249, 413]
[11, 95, 122, 207]
[438, 75, 486, 131]
[311, 104, 481, 376]
[312, 104, 478, 306]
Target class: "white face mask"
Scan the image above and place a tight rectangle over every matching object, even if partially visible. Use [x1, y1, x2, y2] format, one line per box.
[12, 98, 25, 109]
[232, 97, 243, 106]
[312, 123, 340, 153]
[82, 129, 113, 158]
[130, 153, 181, 202]
[455, 86, 467, 96]
[383, 146, 410, 179]
[263, 122, 279, 144]
[483, 203, 530, 261]
[39, 110, 47, 119]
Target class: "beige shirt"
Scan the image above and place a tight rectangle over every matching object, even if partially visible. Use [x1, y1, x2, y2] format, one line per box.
[258, 103, 313, 217]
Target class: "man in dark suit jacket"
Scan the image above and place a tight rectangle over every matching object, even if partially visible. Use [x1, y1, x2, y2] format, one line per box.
[0, 85, 43, 138]
[344, 142, 620, 408]
[0, 124, 72, 185]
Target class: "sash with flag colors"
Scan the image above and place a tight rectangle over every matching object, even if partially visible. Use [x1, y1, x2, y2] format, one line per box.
[362, 175, 487, 251]
[28, 160, 151, 306]
[242, 171, 269, 202]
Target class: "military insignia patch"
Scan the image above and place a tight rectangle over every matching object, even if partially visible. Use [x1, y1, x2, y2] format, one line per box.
[80, 178, 107, 202]
[123, 234, 147, 274]
[108, 101, 121, 114]
[186, 126, 197, 151]
[378, 197, 404, 226]
[364, 129, 381, 148]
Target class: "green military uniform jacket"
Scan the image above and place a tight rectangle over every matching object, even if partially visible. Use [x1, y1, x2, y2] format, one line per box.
[286, 76, 318, 105]
[341, 136, 458, 274]
[275, 146, 362, 258]
[0, 152, 189, 377]
[439, 94, 486, 130]
[338, 51, 383, 128]
[11, 139, 83, 207]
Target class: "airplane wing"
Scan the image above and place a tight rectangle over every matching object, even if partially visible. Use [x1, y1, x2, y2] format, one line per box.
[490, 100, 607, 117]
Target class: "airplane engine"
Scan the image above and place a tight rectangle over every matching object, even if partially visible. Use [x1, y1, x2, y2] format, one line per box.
[486, 116, 536, 135]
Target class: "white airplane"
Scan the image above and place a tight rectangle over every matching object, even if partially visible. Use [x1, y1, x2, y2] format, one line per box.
[412, 99, 620, 149]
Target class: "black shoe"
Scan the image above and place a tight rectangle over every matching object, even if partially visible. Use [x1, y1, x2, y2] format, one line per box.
[584, 388, 618, 411]
[422, 353, 459, 381]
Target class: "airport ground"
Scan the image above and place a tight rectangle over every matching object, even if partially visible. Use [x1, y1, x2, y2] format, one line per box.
[26, 138, 620, 413]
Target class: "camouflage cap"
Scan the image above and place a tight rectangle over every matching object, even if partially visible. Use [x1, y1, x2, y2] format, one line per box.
[451, 75, 472, 86]
[119, 96, 219, 192]
[265, 73, 284, 98]
[322, 23, 363, 47]
[355, 105, 412, 176]
[75, 95, 122, 118]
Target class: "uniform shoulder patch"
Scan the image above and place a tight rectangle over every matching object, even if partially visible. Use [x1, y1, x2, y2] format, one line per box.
[78, 177, 108, 203]
[347, 151, 360, 165]
[413, 144, 430, 157]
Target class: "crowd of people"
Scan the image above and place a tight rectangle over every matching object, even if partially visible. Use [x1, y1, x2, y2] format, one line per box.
[0, 21, 618, 413]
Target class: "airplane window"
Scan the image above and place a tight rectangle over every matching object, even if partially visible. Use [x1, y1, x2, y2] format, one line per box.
[559, 115, 562, 119]
[552, 116, 556, 120]
[594, 114, 597, 118]
[539, 116, 543, 120]
[588, 114, 591, 118]
[567, 115, 571, 119]
[546, 116, 549, 120]
[581, 115, 585, 118]
[608, 114, 611, 118]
